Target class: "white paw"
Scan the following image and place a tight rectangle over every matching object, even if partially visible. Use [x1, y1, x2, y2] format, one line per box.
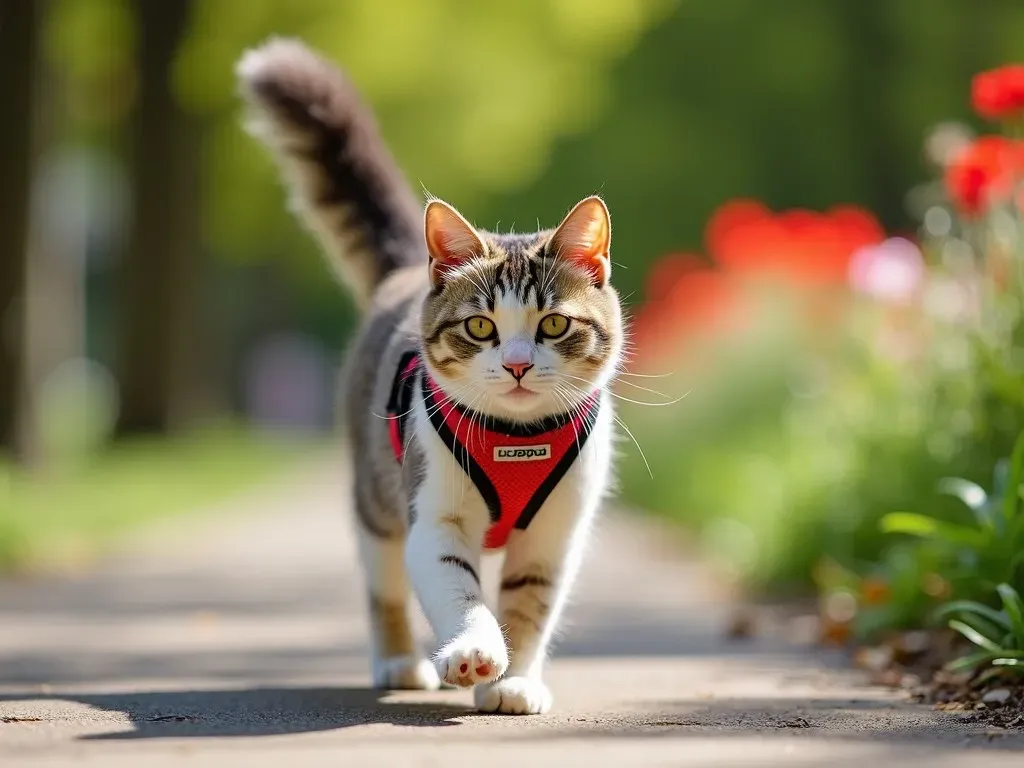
[433, 624, 508, 688]
[372, 655, 441, 690]
[474, 676, 553, 715]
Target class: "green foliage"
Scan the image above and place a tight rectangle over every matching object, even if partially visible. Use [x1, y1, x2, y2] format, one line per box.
[849, 541, 951, 639]
[44, 0, 1024, 304]
[617, 290, 1003, 591]
[851, 428, 1024, 638]
[0, 425, 323, 573]
[175, 0, 676, 268]
[878, 437, 1024, 596]
[939, 584, 1024, 674]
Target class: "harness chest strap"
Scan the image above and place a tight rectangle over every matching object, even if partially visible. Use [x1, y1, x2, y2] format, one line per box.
[386, 352, 600, 549]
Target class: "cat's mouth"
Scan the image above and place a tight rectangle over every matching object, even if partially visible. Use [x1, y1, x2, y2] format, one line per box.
[503, 385, 539, 400]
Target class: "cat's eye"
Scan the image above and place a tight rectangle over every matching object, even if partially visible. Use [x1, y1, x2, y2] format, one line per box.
[538, 314, 570, 339]
[464, 316, 497, 341]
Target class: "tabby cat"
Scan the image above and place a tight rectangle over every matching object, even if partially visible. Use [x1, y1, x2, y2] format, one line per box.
[237, 39, 624, 715]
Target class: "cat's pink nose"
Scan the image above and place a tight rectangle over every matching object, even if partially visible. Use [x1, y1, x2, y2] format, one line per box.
[503, 361, 534, 381]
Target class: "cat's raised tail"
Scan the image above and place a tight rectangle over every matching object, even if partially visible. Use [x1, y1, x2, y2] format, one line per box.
[237, 39, 425, 306]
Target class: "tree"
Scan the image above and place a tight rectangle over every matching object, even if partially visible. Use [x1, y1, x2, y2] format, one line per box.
[113, 0, 204, 437]
[0, 0, 41, 462]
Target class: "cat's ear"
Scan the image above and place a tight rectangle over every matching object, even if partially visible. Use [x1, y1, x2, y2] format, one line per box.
[549, 196, 611, 287]
[424, 200, 486, 287]
[552, 196, 606, 286]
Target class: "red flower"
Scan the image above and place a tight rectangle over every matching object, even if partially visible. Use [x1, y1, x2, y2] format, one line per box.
[706, 202, 883, 284]
[643, 252, 709, 304]
[944, 136, 1024, 216]
[631, 200, 890, 369]
[628, 253, 745, 370]
[971, 64, 1024, 121]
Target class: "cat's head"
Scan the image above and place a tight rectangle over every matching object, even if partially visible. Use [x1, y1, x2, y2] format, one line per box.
[420, 196, 623, 422]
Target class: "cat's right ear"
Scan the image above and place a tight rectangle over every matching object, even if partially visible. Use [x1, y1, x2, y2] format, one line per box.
[424, 200, 486, 287]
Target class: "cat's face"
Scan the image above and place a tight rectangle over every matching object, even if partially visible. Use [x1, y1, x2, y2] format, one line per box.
[421, 197, 622, 421]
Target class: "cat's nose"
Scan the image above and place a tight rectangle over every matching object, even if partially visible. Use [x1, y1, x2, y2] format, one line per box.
[502, 361, 534, 381]
[501, 338, 534, 381]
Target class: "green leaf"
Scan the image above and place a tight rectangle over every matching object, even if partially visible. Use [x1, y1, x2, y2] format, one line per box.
[879, 513, 986, 548]
[993, 658, 1024, 670]
[949, 612, 1010, 646]
[937, 477, 992, 528]
[1011, 514, 1024, 542]
[996, 583, 1024, 648]
[949, 619, 1002, 652]
[976, 665, 1011, 685]
[1002, 429, 1024, 525]
[934, 600, 1011, 632]
[1011, 549, 1024, 577]
[945, 649, 997, 673]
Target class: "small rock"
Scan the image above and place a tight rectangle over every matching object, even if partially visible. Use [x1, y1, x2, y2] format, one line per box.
[873, 669, 903, 688]
[726, 609, 756, 640]
[900, 674, 921, 689]
[896, 630, 931, 657]
[788, 615, 820, 646]
[982, 689, 1012, 706]
[854, 645, 894, 673]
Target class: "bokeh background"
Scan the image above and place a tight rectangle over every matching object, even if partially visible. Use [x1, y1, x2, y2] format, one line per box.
[3, 0, 1024, 637]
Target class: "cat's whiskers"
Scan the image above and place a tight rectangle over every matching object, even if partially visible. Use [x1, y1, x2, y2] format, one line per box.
[460, 264, 491, 302]
[421, 382, 473, 421]
[557, 372, 690, 408]
[611, 411, 654, 479]
[397, 381, 473, 475]
[555, 378, 653, 480]
[450, 388, 486, 491]
[551, 384, 583, 459]
[614, 370, 677, 380]
[613, 379, 672, 399]
[372, 376, 472, 424]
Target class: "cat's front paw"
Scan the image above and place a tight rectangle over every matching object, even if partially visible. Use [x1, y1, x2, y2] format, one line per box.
[474, 676, 553, 715]
[372, 655, 441, 690]
[433, 624, 508, 688]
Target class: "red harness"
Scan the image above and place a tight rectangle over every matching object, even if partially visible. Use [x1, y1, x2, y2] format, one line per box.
[386, 352, 600, 549]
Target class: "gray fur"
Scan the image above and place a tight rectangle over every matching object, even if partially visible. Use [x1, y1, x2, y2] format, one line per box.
[238, 39, 622, 551]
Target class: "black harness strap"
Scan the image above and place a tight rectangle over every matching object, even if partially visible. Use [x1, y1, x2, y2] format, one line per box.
[386, 350, 419, 455]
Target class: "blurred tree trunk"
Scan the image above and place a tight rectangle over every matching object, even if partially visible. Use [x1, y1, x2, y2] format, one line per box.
[839, 2, 905, 232]
[0, 0, 40, 462]
[114, 0, 204, 438]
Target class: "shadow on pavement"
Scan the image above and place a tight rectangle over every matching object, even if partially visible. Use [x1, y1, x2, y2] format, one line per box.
[537, 696, 1024, 752]
[0, 686, 471, 739]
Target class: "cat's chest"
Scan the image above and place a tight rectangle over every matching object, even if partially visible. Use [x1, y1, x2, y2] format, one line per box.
[388, 357, 605, 548]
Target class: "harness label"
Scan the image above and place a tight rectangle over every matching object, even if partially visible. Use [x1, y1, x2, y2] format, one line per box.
[493, 444, 552, 462]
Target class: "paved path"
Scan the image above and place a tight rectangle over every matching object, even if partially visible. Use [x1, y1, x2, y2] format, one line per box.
[1, 455, 1021, 766]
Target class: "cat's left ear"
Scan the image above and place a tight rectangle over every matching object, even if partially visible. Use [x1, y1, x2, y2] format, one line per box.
[424, 200, 486, 287]
[548, 196, 611, 287]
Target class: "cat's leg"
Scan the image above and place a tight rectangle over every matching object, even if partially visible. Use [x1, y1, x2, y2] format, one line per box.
[473, 422, 611, 714]
[355, 521, 440, 690]
[404, 498, 509, 688]
[471, 511, 592, 714]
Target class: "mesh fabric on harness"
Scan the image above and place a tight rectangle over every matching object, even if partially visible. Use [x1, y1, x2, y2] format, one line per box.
[386, 352, 600, 549]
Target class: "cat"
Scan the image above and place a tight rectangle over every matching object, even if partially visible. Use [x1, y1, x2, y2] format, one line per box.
[237, 38, 623, 715]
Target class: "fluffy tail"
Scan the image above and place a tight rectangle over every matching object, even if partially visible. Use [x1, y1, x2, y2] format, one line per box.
[236, 39, 425, 305]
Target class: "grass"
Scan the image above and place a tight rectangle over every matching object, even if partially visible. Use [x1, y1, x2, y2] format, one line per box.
[938, 583, 1024, 675]
[0, 424, 326, 573]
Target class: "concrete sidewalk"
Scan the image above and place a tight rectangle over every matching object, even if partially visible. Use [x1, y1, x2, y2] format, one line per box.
[1, 456, 1021, 767]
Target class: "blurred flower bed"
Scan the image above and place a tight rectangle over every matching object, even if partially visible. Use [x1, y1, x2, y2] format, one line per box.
[618, 65, 1024, 686]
